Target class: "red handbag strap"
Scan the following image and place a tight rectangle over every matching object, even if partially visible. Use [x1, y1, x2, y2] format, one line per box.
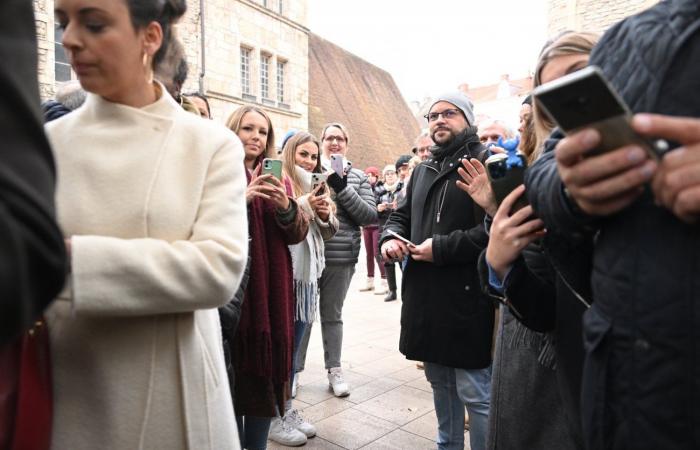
[11, 322, 52, 450]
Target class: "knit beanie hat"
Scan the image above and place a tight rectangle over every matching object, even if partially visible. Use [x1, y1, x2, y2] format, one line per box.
[382, 164, 396, 175]
[364, 166, 379, 176]
[395, 154, 413, 171]
[431, 91, 475, 126]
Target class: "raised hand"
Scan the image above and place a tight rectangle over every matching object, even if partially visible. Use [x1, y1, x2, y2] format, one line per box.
[457, 158, 498, 216]
[485, 185, 545, 280]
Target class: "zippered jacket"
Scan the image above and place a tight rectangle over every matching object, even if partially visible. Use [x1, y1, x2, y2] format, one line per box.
[379, 133, 494, 369]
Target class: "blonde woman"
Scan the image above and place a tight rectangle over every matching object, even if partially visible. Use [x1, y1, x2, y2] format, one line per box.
[226, 106, 309, 450]
[46, 1, 248, 448]
[265, 131, 339, 445]
[458, 31, 599, 449]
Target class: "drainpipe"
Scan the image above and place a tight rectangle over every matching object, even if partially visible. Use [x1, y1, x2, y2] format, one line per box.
[198, 0, 206, 94]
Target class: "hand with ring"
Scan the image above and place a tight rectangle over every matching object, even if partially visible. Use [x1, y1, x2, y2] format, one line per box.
[380, 238, 410, 262]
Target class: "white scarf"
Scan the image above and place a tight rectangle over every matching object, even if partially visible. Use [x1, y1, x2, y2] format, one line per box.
[288, 166, 327, 323]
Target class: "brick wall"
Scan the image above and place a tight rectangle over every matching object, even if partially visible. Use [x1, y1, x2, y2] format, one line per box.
[548, 0, 658, 36]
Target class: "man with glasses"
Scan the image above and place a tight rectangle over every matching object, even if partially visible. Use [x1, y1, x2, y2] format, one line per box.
[380, 91, 493, 450]
[412, 131, 435, 162]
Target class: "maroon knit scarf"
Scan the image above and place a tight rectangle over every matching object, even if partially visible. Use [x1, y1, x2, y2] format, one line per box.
[233, 167, 295, 383]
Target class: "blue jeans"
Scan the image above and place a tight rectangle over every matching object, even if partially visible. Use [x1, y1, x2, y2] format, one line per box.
[285, 320, 308, 412]
[235, 415, 272, 450]
[424, 362, 492, 450]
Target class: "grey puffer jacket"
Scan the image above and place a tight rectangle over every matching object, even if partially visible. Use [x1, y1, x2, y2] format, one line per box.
[325, 167, 377, 265]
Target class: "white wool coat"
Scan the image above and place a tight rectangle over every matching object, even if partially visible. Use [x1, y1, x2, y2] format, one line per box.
[45, 89, 247, 450]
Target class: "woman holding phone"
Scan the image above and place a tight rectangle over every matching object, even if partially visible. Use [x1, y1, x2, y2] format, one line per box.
[265, 131, 340, 446]
[226, 106, 309, 450]
[458, 32, 598, 449]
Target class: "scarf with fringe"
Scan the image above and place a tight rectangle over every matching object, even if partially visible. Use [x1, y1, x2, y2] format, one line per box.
[288, 166, 326, 323]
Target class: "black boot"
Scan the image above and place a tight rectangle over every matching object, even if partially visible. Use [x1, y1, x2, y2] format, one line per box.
[384, 263, 398, 302]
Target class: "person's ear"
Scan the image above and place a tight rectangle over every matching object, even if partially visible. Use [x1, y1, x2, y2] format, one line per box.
[142, 21, 164, 63]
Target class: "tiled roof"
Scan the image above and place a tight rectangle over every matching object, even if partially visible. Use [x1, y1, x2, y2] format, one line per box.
[308, 33, 420, 171]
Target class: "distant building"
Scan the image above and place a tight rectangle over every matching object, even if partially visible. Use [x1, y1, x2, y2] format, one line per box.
[547, 0, 658, 35]
[34, 0, 310, 137]
[308, 33, 420, 170]
[411, 76, 532, 132]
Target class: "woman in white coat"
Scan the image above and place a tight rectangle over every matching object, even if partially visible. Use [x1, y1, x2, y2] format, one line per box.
[46, 1, 247, 449]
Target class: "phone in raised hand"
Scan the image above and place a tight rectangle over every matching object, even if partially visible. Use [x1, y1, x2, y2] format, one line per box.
[532, 65, 668, 160]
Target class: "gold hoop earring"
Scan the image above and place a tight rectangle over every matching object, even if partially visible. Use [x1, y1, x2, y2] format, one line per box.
[142, 51, 148, 68]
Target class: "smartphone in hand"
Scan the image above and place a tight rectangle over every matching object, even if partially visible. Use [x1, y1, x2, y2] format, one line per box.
[262, 159, 283, 183]
[330, 154, 345, 177]
[485, 153, 529, 212]
[311, 173, 327, 195]
[532, 65, 668, 160]
[387, 229, 415, 247]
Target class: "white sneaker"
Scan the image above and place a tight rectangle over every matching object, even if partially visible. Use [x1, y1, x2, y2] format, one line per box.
[268, 416, 307, 446]
[374, 279, 389, 295]
[359, 277, 375, 292]
[291, 372, 299, 398]
[287, 408, 316, 438]
[327, 367, 350, 397]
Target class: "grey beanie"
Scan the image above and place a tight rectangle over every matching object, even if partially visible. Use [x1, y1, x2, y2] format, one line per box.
[431, 91, 475, 126]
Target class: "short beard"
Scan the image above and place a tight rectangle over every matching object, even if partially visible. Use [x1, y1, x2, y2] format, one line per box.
[431, 129, 456, 147]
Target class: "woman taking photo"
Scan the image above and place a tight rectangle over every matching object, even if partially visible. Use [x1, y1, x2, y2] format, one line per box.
[46, 1, 248, 448]
[266, 131, 339, 446]
[226, 106, 309, 450]
[458, 32, 598, 449]
[295, 123, 377, 397]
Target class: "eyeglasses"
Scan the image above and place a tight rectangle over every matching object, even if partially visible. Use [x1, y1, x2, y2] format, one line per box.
[416, 146, 431, 154]
[424, 109, 462, 122]
[323, 135, 347, 144]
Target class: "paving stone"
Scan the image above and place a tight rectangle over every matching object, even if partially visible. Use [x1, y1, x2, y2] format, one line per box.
[354, 385, 435, 426]
[314, 408, 397, 450]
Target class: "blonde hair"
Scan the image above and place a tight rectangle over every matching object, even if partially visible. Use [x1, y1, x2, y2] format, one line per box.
[320, 122, 350, 144]
[226, 106, 277, 164]
[281, 131, 321, 198]
[532, 32, 599, 161]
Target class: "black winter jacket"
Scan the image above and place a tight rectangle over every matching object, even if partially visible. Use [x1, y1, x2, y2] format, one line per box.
[325, 167, 377, 265]
[525, 2, 700, 449]
[380, 133, 494, 369]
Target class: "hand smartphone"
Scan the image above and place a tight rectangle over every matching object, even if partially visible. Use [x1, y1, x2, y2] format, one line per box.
[330, 154, 345, 177]
[311, 173, 327, 195]
[485, 153, 529, 212]
[262, 158, 283, 182]
[532, 65, 668, 160]
[387, 229, 415, 247]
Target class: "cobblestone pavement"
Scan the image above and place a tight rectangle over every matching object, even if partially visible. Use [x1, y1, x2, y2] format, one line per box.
[269, 249, 471, 449]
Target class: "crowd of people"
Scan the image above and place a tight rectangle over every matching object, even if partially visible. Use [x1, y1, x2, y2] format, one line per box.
[2, 0, 700, 449]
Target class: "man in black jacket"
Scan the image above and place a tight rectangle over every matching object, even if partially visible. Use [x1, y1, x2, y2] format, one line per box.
[525, 1, 700, 448]
[380, 91, 493, 450]
[0, 0, 67, 343]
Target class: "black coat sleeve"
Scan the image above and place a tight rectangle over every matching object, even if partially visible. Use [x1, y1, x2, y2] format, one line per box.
[379, 176, 412, 248]
[0, 0, 68, 343]
[477, 246, 557, 333]
[432, 223, 488, 266]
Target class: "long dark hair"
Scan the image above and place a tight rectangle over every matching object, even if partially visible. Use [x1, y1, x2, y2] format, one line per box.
[126, 0, 187, 68]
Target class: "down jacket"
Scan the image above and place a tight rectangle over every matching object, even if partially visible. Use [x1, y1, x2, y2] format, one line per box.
[325, 167, 377, 265]
[525, 1, 700, 449]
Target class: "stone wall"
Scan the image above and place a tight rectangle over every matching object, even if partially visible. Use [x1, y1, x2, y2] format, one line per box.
[547, 0, 658, 36]
[34, 0, 309, 136]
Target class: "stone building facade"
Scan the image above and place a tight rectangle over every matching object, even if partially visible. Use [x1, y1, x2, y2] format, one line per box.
[33, 0, 310, 138]
[548, 0, 658, 35]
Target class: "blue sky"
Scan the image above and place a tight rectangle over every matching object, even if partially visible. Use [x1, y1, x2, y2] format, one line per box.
[308, 0, 549, 103]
